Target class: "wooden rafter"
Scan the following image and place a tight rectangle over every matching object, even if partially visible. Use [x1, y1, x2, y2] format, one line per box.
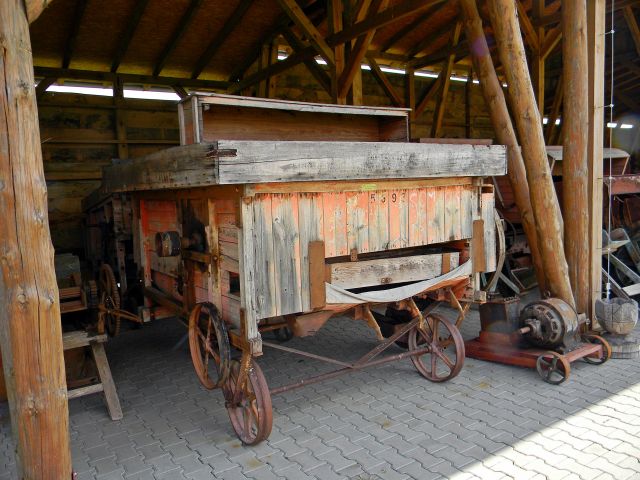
[327, 0, 446, 46]
[366, 55, 403, 106]
[110, 0, 150, 73]
[34, 66, 228, 90]
[36, 76, 57, 99]
[191, 0, 253, 79]
[276, 0, 335, 65]
[624, 7, 640, 57]
[153, 0, 204, 77]
[281, 27, 332, 95]
[415, 75, 442, 116]
[406, 17, 454, 58]
[228, 47, 317, 94]
[516, 0, 539, 51]
[379, 8, 437, 52]
[431, 21, 463, 137]
[62, 0, 88, 69]
[540, 26, 562, 59]
[227, 1, 325, 83]
[545, 74, 563, 144]
[338, 0, 388, 99]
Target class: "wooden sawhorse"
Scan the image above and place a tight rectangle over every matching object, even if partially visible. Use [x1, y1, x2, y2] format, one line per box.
[63, 331, 123, 420]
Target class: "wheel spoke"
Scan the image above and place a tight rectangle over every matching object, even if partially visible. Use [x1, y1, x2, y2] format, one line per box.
[434, 348, 455, 370]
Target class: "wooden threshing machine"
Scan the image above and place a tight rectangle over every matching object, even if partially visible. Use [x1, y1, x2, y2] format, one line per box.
[95, 94, 506, 444]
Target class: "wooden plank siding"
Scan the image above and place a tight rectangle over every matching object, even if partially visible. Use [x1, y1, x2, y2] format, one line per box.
[243, 182, 482, 320]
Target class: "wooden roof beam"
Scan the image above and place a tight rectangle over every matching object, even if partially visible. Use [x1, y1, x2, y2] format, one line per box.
[516, 0, 539, 51]
[111, 0, 149, 73]
[276, 0, 335, 66]
[379, 8, 438, 52]
[338, 0, 388, 99]
[153, 0, 204, 77]
[415, 75, 442, 116]
[281, 26, 332, 95]
[62, 0, 88, 69]
[36, 76, 57, 99]
[406, 19, 454, 59]
[541, 26, 561, 59]
[624, 7, 640, 57]
[191, 0, 253, 79]
[366, 55, 403, 107]
[34, 66, 229, 90]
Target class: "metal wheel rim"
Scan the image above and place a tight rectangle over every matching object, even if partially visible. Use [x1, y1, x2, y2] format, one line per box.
[223, 359, 273, 445]
[408, 314, 465, 382]
[188, 302, 230, 390]
[582, 334, 612, 365]
[101, 292, 120, 337]
[536, 352, 570, 385]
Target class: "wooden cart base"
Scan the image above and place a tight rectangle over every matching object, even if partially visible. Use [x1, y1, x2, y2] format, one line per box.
[465, 331, 610, 384]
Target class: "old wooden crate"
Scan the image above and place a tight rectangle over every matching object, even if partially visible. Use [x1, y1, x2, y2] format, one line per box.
[97, 94, 506, 445]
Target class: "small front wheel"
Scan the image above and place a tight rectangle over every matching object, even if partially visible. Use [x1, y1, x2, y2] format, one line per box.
[536, 351, 570, 384]
[582, 334, 612, 365]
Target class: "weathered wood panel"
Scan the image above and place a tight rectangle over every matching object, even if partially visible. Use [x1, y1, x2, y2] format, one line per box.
[481, 191, 497, 272]
[298, 194, 324, 311]
[328, 252, 460, 289]
[217, 141, 507, 184]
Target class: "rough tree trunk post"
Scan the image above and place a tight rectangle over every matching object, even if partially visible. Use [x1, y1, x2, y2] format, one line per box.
[459, 0, 546, 292]
[0, 0, 72, 478]
[587, 0, 605, 319]
[562, 0, 590, 314]
[487, 0, 575, 307]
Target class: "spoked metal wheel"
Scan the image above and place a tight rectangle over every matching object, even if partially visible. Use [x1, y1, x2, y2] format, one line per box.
[536, 351, 570, 384]
[408, 314, 465, 382]
[223, 358, 273, 445]
[188, 302, 230, 390]
[582, 334, 612, 365]
[99, 264, 121, 336]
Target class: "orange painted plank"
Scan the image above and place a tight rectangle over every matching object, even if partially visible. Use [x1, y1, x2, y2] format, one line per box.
[368, 190, 389, 251]
[445, 186, 462, 241]
[388, 189, 409, 249]
[346, 191, 369, 253]
[334, 192, 348, 256]
[322, 192, 337, 257]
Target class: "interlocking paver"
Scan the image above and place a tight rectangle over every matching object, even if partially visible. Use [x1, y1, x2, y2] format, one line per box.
[3, 307, 640, 480]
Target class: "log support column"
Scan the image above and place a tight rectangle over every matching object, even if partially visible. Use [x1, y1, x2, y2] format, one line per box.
[460, 0, 546, 292]
[0, 0, 72, 477]
[562, 0, 590, 314]
[488, 0, 574, 307]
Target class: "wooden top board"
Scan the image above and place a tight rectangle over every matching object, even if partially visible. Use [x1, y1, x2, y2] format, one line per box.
[99, 141, 507, 193]
[179, 94, 410, 144]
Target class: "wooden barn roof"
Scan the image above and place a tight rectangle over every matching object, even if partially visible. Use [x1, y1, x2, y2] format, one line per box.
[29, 0, 640, 117]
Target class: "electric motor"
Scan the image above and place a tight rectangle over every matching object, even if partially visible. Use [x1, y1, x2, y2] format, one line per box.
[519, 298, 580, 349]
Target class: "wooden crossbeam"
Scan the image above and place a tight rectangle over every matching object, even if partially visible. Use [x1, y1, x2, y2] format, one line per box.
[338, 0, 387, 99]
[327, 0, 446, 46]
[624, 7, 640, 57]
[516, 0, 539, 51]
[62, 0, 88, 69]
[110, 0, 150, 73]
[173, 85, 189, 99]
[36, 76, 57, 99]
[191, 0, 253, 79]
[329, 0, 346, 102]
[545, 75, 563, 144]
[366, 55, 403, 107]
[380, 8, 436, 52]
[34, 66, 229, 90]
[406, 20, 453, 59]
[276, 0, 335, 65]
[281, 27, 332, 95]
[228, 47, 317, 94]
[415, 75, 442, 117]
[540, 26, 562, 59]
[153, 0, 203, 77]
[227, 1, 325, 83]
[432, 21, 463, 137]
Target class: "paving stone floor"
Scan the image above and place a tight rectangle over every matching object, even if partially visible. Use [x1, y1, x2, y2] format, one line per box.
[2, 303, 640, 479]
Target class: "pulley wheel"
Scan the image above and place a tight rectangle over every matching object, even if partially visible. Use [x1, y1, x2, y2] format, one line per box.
[223, 359, 273, 445]
[408, 314, 465, 382]
[582, 334, 612, 365]
[536, 351, 570, 385]
[188, 302, 230, 389]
